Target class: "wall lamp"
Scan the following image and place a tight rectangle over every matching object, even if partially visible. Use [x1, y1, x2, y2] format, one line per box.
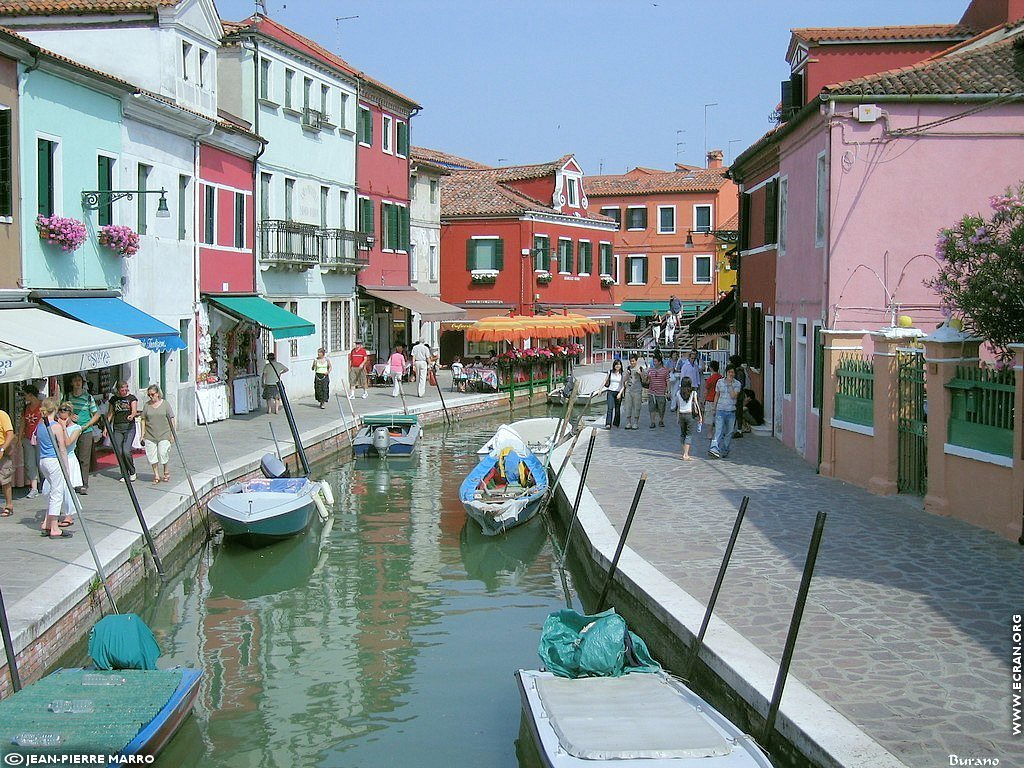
[685, 228, 738, 247]
[82, 188, 171, 218]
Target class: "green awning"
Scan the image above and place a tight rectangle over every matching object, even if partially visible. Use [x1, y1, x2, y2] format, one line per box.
[206, 296, 315, 339]
[619, 300, 710, 317]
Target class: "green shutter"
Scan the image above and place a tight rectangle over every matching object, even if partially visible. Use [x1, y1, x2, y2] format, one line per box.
[37, 139, 53, 217]
[764, 179, 778, 244]
[363, 198, 374, 236]
[567, 240, 574, 273]
[784, 321, 793, 395]
[638, 208, 648, 229]
[388, 204, 399, 249]
[400, 205, 410, 250]
[641, 257, 648, 284]
[812, 325, 823, 409]
[494, 238, 504, 270]
[397, 121, 409, 156]
[98, 155, 113, 227]
[466, 238, 475, 270]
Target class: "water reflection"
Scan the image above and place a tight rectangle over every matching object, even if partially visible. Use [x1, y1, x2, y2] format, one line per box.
[153, 414, 576, 768]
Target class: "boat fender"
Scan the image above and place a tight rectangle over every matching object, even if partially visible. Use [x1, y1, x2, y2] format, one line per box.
[320, 481, 335, 506]
[313, 491, 329, 522]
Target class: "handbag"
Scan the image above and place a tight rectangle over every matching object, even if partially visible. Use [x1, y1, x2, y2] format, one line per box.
[427, 368, 437, 387]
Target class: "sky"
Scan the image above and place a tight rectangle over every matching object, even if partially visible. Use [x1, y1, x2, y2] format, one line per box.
[213, 0, 970, 174]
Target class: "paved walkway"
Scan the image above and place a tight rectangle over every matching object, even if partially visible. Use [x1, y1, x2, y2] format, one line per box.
[575, 417, 1021, 767]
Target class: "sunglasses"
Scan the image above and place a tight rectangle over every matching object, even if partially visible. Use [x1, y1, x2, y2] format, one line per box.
[59, 408, 73, 414]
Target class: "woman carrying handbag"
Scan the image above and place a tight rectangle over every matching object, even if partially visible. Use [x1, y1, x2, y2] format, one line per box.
[672, 376, 702, 461]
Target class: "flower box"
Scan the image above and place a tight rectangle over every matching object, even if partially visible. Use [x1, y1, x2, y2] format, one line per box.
[98, 224, 140, 257]
[36, 215, 87, 252]
[471, 269, 499, 284]
[536, 271, 553, 284]
[600, 276, 615, 287]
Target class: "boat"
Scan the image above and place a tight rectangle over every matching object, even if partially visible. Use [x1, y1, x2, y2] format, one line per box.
[208, 476, 322, 544]
[476, 417, 569, 457]
[516, 609, 774, 768]
[352, 413, 421, 457]
[0, 615, 201, 763]
[547, 371, 607, 407]
[459, 515, 548, 591]
[461, 445, 548, 536]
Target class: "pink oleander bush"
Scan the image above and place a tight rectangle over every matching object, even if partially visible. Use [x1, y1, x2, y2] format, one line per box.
[36, 214, 87, 252]
[98, 224, 140, 257]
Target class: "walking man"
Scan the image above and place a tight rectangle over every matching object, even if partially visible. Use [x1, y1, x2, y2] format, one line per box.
[646, 352, 670, 428]
[709, 364, 742, 459]
[348, 340, 369, 399]
[679, 351, 703, 395]
[411, 339, 431, 397]
[703, 360, 722, 432]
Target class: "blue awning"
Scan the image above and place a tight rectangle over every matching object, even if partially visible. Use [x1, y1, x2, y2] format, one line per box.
[40, 297, 187, 353]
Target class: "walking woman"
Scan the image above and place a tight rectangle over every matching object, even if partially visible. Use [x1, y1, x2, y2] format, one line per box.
[139, 386, 175, 484]
[107, 381, 138, 481]
[651, 311, 663, 348]
[312, 348, 332, 409]
[36, 398, 72, 539]
[672, 376, 702, 461]
[622, 354, 645, 430]
[602, 359, 625, 429]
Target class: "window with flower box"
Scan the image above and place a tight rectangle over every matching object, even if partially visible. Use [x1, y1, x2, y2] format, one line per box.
[557, 238, 573, 273]
[598, 242, 613, 276]
[533, 234, 550, 272]
[37, 137, 57, 218]
[578, 240, 592, 275]
[467, 237, 503, 271]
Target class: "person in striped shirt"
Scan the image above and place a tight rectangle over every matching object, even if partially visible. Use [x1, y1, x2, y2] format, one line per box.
[645, 352, 671, 428]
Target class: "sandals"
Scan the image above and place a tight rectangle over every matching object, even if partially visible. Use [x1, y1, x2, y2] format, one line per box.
[163, 473, 171, 482]
[58, 520, 74, 528]
[48, 530, 72, 539]
[151, 478, 161, 485]
[1, 507, 12, 517]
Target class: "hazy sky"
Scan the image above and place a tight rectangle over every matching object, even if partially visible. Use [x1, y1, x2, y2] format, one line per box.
[213, 0, 970, 173]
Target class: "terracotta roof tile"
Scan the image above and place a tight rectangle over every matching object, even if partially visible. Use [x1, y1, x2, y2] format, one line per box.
[791, 24, 973, 44]
[720, 213, 739, 231]
[410, 146, 490, 170]
[585, 167, 730, 197]
[0, 0, 177, 14]
[472, 155, 574, 183]
[823, 29, 1024, 96]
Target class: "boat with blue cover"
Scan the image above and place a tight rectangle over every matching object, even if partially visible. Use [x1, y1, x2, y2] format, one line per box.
[352, 413, 421, 457]
[208, 476, 321, 543]
[461, 445, 548, 536]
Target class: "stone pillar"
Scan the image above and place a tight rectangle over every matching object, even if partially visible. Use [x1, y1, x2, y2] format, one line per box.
[867, 332, 903, 495]
[818, 330, 866, 478]
[922, 327, 982, 517]
[1011, 344, 1024, 544]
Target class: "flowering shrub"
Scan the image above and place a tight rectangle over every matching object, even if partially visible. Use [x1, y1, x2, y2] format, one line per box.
[36, 215, 87, 252]
[98, 224, 140, 257]
[565, 342, 584, 356]
[928, 181, 1024, 359]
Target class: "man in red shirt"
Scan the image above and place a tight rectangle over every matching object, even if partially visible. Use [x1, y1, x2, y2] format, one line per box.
[348, 340, 369, 399]
[703, 360, 722, 430]
[645, 352, 671, 428]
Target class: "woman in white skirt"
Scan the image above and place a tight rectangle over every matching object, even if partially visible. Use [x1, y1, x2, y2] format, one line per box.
[36, 398, 73, 539]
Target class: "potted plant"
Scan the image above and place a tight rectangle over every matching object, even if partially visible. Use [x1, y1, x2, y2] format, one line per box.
[536, 271, 553, 284]
[600, 275, 615, 287]
[471, 269, 499, 284]
[98, 224, 141, 257]
[36, 214, 87, 252]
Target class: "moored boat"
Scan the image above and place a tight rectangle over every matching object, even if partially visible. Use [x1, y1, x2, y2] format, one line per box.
[461, 446, 548, 536]
[547, 371, 607, 407]
[208, 476, 321, 544]
[353, 414, 421, 457]
[476, 417, 569, 457]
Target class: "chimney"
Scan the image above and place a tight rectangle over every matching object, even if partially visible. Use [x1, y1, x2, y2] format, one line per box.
[959, 0, 1024, 30]
[706, 149, 724, 169]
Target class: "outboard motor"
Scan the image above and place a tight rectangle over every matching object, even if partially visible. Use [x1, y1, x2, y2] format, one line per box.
[371, 426, 391, 456]
[261, 453, 288, 478]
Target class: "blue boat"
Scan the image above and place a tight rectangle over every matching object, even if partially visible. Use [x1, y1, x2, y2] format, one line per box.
[352, 414, 421, 457]
[208, 477, 321, 544]
[461, 447, 548, 536]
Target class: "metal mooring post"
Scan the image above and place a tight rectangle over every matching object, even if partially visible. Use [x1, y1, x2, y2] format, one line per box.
[596, 473, 648, 610]
[559, 429, 597, 568]
[0, 586, 22, 692]
[762, 511, 827, 745]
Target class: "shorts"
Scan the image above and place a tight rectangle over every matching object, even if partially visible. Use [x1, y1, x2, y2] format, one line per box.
[144, 439, 171, 465]
[349, 366, 367, 388]
[263, 383, 280, 400]
[0, 456, 13, 485]
[22, 440, 40, 481]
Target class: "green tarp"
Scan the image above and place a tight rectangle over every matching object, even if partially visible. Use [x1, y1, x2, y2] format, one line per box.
[538, 609, 661, 679]
[207, 295, 315, 339]
[88, 613, 160, 671]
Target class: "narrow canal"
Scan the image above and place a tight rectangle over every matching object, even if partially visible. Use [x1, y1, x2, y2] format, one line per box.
[144, 411, 585, 767]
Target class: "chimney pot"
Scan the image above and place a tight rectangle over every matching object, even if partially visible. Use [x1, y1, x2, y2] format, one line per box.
[706, 149, 724, 169]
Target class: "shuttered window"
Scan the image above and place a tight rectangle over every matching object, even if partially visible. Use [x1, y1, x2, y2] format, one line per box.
[626, 206, 647, 230]
[578, 241, 593, 275]
[358, 197, 374, 236]
[466, 237, 503, 271]
[533, 235, 550, 272]
[0, 110, 11, 218]
[600, 207, 621, 227]
[396, 121, 409, 156]
[358, 106, 373, 145]
[764, 179, 778, 245]
[627, 256, 647, 284]
[97, 155, 114, 226]
[234, 192, 246, 248]
[599, 243, 613, 276]
[557, 238, 573, 273]
[399, 205, 410, 251]
[37, 138, 56, 218]
[812, 324, 823, 409]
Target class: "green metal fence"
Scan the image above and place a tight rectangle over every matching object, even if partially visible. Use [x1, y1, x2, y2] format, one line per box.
[897, 350, 927, 495]
[834, 353, 874, 427]
[946, 365, 1015, 457]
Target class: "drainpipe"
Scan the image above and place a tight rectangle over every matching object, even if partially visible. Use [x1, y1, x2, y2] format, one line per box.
[816, 101, 836, 473]
[250, 35, 266, 295]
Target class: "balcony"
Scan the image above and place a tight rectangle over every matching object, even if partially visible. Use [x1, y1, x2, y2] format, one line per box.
[302, 107, 327, 131]
[259, 220, 371, 273]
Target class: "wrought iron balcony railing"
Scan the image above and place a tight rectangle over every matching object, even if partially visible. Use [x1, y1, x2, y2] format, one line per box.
[320, 228, 372, 272]
[259, 220, 371, 272]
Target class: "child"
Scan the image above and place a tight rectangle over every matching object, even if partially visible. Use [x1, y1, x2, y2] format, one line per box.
[451, 357, 467, 392]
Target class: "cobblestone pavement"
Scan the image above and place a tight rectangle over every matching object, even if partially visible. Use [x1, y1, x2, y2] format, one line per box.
[576, 417, 1022, 767]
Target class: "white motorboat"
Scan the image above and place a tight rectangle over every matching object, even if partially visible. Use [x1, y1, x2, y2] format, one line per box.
[547, 371, 607, 407]
[476, 417, 569, 458]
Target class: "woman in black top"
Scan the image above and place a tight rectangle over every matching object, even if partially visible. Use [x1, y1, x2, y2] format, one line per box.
[107, 381, 138, 481]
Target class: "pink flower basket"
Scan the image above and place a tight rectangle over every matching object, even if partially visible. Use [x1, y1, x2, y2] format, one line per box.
[36, 215, 87, 252]
[98, 224, 140, 257]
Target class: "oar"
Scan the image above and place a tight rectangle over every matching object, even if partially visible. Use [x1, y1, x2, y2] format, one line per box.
[397, 369, 410, 416]
[194, 390, 228, 488]
[433, 365, 452, 426]
[559, 429, 597, 569]
[269, 421, 283, 459]
[539, 426, 586, 519]
[596, 473, 648, 610]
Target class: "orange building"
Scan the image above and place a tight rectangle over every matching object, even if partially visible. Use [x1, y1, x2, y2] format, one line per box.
[585, 151, 737, 330]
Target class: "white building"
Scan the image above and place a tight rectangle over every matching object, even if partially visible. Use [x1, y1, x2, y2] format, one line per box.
[408, 151, 447, 350]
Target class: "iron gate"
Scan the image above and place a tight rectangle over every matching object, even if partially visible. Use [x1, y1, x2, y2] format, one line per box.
[897, 350, 927, 495]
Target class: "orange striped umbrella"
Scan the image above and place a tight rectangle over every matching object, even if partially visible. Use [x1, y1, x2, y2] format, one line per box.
[466, 316, 533, 343]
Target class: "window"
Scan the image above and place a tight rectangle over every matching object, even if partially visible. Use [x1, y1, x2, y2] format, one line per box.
[741, 304, 764, 369]
[259, 58, 272, 100]
[284, 68, 294, 109]
[97, 155, 114, 227]
[657, 205, 676, 234]
[339, 190, 348, 229]
[557, 238, 573, 273]
[578, 240, 592, 275]
[358, 106, 372, 145]
[358, 196, 374, 236]
[626, 206, 647, 230]
[778, 176, 788, 256]
[662, 255, 680, 284]
[37, 138, 57, 217]
[234, 192, 245, 248]
[812, 323, 824, 409]
[380, 202, 409, 252]
[181, 40, 192, 80]
[138, 354, 149, 389]
[693, 204, 712, 233]
[396, 120, 409, 157]
[320, 84, 330, 117]
[284, 178, 294, 221]
[598, 242, 613, 276]
[0, 109, 9, 218]
[428, 244, 438, 282]
[429, 179, 438, 204]
[198, 49, 209, 89]
[466, 237, 503, 271]
[338, 93, 348, 129]
[202, 185, 215, 244]
[260, 172, 272, 220]
[137, 163, 151, 235]
[320, 186, 329, 228]
[533, 234, 550, 272]
[382, 114, 393, 154]
[329, 300, 345, 353]
[566, 177, 579, 207]
[303, 77, 312, 111]
[409, 242, 418, 282]
[321, 302, 328, 352]
[613, 254, 621, 283]
[815, 151, 828, 247]
[288, 302, 299, 357]
[600, 206, 621, 227]
[410, 175, 417, 200]
[627, 255, 647, 285]
[178, 319, 190, 383]
[177, 174, 189, 240]
[693, 254, 712, 284]
[764, 178, 778, 245]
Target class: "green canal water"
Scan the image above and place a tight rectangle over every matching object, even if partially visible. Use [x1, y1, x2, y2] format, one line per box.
[147, 412, 584, 768]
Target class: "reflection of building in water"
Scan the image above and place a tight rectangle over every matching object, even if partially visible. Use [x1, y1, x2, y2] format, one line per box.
[408, 439, 445, 582]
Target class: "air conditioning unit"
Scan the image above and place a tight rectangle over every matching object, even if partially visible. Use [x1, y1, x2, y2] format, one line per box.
[302, 108, 324, 130]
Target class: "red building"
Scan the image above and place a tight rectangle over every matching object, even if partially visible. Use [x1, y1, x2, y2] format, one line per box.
[437, 153, 621, 362]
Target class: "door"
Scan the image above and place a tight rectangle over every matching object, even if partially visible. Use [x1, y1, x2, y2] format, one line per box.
[795, 321, 807, 455]
[897, 350, 927, 495]
[763, 315, 774, 433]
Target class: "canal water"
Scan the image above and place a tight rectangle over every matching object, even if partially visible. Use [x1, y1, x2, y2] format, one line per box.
[145, 411, 584, 768]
